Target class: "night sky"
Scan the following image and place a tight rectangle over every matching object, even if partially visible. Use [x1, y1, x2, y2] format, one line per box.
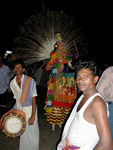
[0, 1, 112, 66]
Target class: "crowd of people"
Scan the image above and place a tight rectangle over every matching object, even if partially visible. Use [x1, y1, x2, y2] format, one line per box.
[0, 33, 113, 150]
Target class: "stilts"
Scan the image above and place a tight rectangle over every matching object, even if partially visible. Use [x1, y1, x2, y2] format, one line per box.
[52, 123, 62, 131]
[52, 124, 55, 131]
[59, 123, 62, 128]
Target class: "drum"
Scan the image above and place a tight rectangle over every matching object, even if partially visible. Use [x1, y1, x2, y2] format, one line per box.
[0, 110, 26, 137]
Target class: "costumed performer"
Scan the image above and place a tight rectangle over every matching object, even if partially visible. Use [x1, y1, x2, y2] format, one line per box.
[45, 33, 77, 131]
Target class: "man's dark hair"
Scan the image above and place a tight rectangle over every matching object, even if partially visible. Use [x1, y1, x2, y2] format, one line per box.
[13, 59, 25, 69]
[75, 59, 100, 77]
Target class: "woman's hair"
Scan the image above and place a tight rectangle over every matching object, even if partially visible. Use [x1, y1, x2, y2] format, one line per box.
[12, 59, 25, 69]
[75, 59, 100, 77]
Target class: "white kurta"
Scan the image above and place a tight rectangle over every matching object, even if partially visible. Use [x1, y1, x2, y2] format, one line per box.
[10, 75, 39, 150]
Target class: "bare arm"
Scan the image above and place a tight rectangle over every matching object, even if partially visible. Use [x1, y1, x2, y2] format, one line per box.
[93, 97, 113, 150]
[29, 96, 37, 125]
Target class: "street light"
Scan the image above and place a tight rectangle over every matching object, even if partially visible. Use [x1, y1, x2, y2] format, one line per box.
[6, 50, 12, 54]
[4, 50, 13, 58]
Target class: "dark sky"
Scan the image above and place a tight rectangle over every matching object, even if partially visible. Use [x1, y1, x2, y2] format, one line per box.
[0, 1, 112, 65]
[0, 1, 88, 48]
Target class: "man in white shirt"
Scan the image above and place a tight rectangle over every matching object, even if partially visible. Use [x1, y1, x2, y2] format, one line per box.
[10, 59, 39, 150]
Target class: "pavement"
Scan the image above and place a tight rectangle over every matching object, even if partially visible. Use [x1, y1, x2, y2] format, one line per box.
[0, 88, 63, 150]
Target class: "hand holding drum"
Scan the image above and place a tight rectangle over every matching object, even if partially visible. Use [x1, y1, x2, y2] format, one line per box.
[0, 110, 26, 137]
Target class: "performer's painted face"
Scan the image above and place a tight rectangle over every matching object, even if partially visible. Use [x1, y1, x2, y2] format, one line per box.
[54, 41, 64, 48]
[13, 64, 25, 75]
[55, 41, 64, 52]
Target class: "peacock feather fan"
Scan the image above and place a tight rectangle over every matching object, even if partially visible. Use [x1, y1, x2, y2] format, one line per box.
[11, 9, 88, 65]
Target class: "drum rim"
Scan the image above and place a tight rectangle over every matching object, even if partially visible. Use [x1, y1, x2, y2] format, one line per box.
[1, 112, 26, 137]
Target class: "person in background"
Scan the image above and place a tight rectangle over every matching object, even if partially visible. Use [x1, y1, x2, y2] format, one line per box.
[10, 59, 39, 150]
[45, 33, 77, 131]
[57, 60, 113, 150]
[0, 56, 10, 118]
[96, 66, 113, 139]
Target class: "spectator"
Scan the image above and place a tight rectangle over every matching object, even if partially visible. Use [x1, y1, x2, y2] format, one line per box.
[10, 59, 39, 150]
[97, 66, 113, 139]
[0, 56, 10, 117]
[57, 60, 113, 150]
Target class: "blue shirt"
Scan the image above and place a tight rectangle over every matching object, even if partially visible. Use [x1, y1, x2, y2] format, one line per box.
[0, 64, 10, 94]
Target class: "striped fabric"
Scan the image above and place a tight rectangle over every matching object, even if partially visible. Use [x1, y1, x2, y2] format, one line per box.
[62, 138, 80, 150]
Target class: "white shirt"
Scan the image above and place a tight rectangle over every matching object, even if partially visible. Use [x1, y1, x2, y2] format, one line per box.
[10, 74, 37, 119]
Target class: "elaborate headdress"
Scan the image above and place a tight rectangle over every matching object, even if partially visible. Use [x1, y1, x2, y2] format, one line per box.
[55, 33, 63, 43]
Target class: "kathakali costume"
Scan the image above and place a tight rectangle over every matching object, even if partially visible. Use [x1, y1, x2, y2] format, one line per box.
[45, 47, 77, 129]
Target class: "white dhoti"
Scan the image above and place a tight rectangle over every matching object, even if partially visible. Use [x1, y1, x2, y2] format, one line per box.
[19, 106, 39, 150]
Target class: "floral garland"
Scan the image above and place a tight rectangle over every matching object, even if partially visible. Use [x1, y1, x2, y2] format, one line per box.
[46, 50, 71, 69]
[46, 50, 72, 110]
